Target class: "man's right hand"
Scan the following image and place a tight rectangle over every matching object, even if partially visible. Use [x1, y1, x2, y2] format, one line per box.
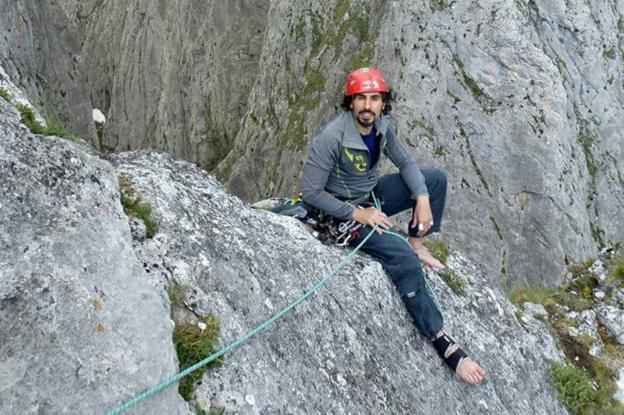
[352, 207, 392, 234]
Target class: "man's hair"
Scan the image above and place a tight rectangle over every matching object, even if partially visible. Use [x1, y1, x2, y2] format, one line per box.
[340, 89, 395, 115]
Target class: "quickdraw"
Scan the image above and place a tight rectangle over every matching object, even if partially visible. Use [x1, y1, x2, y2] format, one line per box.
[335, 220, 363, 247]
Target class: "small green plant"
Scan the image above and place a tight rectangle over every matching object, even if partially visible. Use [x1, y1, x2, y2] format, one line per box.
[173, 316, 222, 401]
[423, 239, 450, 265]
[16, 103, 70, 138]
[439, 270, 465, 295]
[549, 362, 597, 414]
[168, 282, 186, 308]
[118, 175, 159, 238]
[0, 86, 11, 102]
[510, 284, 594, 313]
[510, 285, 558, 311]
[609, 253, 624, 284]
[568, 258, 596, 278]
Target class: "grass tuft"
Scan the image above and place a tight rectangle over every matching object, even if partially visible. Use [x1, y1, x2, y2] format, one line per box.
[549, 362, 597, 414]
[439, 270, 465, 295]
[173, 316, 222, 401]
[609, 253, 624, 284]
[16, 103, 70, 138]
[0, 86, 11, 102]
[168, 282, 186, 308]
[118, 175, 159, 238]
[568, 258, 596, 278]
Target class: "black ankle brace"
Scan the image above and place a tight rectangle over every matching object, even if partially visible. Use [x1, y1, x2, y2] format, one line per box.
[432, 333, 468, 372]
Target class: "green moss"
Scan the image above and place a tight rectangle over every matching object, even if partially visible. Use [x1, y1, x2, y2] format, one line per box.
[293, 19, 306, 42]
[453, 55, 484, 100]
[439, 270, 465, 295]
[350, 44, 375, 70]
[173, 315, 222, 401]
[604, 47, 617, 60]
[489, 215, 503, 240]
[465, 139, 492, 196]
[302, 70, 326, 97]
[351, 16, 369, 41]
[423, 239, 450, 265]
[332, 0, 350, 26]
[549, 362, 597, 413]
[431, 0, 447, 12]
[452, 55, 497, 113]
[447, 90, 461, 105]
[310, 17, 324, 58]
[578, 120, 597, 179]
[0, 86, 11, 102]
[118, 175, 159, 238]
[407, 117, 435, 139]
[590, 223, 606, 249]
[277, 69, 326, 152]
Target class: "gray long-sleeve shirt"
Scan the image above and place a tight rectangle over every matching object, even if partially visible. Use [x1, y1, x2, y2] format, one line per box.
[301, 111, 428, 220]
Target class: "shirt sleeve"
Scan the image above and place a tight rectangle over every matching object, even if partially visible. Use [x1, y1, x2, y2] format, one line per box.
[382, 126, 429, 198]
[301, 132, 355, 220]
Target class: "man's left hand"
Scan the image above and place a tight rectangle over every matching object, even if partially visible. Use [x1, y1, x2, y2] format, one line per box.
[411, 195, 433, 237]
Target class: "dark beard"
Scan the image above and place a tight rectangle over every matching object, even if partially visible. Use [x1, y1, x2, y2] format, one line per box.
[356, 111, 375, 128]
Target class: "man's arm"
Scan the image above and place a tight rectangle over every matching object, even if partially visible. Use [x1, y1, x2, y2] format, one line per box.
[383, 125, 435, 236]
[383, 126, 429, 198]
[301, 133, 355, 220]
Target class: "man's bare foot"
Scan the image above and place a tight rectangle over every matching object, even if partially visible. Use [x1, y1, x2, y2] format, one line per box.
[456, 358, 487, 384]
[432, 332, 486, 385]
[409, 237, 445, 270]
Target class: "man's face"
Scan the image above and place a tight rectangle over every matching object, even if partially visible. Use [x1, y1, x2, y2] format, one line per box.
[351, 92, 384, 128]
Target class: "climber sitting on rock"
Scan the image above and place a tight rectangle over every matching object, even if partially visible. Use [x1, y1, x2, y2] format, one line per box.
[300, 68, 486, 384]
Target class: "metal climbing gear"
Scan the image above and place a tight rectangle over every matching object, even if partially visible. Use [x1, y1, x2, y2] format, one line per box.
[335, 220, 363, 247]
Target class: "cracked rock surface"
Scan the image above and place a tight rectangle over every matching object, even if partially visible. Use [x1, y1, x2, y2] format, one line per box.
[0, 101, 190, 414]
[110, 150, 567, 414]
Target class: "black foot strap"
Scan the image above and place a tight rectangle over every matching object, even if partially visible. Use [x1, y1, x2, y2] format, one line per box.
[432, 333, 468, 372]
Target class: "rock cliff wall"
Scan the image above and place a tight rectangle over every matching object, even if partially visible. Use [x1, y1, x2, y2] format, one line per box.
[0, 0, 95, 141]
[1, 0, 623, 290]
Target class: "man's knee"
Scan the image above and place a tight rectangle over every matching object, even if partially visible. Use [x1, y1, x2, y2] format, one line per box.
[428, 168, 447, 189]
[395, 268, 426, 296]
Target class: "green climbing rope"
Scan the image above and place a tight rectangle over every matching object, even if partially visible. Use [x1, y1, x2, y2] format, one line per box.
[106, 194, 445, 414]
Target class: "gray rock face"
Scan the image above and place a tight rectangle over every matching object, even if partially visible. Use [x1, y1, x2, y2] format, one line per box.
[2, 1, 623, 292]
[0, 101, 189, 414]
[72, 0, 269, 170]
[595, 304, 624, 345]
[0, 0, 96, 142]
[110, 150, 567, 415]
[220, 0, 624, 291]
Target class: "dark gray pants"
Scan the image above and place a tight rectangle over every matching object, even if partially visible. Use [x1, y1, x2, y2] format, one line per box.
[349, 169, 447, 338]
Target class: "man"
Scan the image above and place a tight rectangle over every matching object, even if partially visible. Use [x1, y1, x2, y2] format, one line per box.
[301, 68, 486, 384]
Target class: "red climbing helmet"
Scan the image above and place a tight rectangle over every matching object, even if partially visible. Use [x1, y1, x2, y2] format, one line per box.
[345, 67, 389, 96]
